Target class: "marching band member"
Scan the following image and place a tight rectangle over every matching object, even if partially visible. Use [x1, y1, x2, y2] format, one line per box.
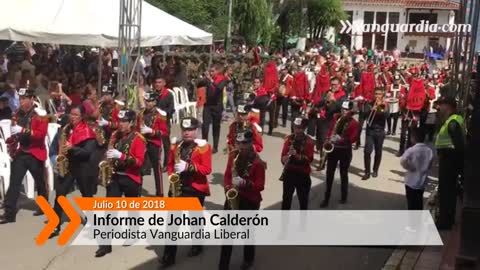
[199, 65, 228, 154]
[97, 83, 120, 141]
[0, 88, 49, 224]
[290, 65, 310, 133]
[137, 91, 168, 197]
[252, 77, 275, 135]
[312, 77, 347, 170]
[423, 78, 439, 142]
[262, 60, 279, 134]
[377, 64, 392, 91]
[280, 117, 315, 210]
[275, 67, 293, 127]
[219, 130, 266, 270]
[152, 75, 175, 165]
[95, 109, 147, 257]
[362, 88, 388, 180]
[386, 74, 406, 135]
[51, 105, 98, 236]
[352, 64, 376, 150]
[161, 117, 212, 267]
[320, 101, 359, 208]
[398, 70, 425, 156]
[226, 103, 263, 153]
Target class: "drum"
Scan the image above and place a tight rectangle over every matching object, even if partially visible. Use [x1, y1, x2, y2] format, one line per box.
[385, 98, 399, 113]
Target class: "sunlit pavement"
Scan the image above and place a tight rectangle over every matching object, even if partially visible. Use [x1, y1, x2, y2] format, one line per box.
[0, 120, 437, 270]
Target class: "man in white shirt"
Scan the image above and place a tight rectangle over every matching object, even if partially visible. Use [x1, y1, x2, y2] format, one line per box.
[400, 128, 434, 210]
[2, 82, 20, 112]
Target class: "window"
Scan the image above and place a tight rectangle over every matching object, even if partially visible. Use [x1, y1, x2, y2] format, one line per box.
[387, 32, 398, 50]
[363, 33, 373, 48]
[389, 12, 400, 24]
[408, 13, 437, 25]
[338, 11, 353, 48]
[364, 11, 374, 24]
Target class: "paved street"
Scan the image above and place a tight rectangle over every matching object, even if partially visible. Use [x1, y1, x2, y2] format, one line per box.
[0, 118, 438, 270]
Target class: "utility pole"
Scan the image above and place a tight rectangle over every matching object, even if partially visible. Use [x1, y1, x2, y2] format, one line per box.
[225, 0, 233, 51]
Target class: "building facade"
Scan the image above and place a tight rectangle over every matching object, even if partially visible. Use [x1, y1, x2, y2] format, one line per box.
[339, 0, 460, 54]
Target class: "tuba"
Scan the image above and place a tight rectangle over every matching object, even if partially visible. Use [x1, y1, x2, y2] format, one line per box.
[168, 141, 183, 197]
[98, 133, 116, 187]
[56, 124, 71, 178]
[226, 151, 240, 210]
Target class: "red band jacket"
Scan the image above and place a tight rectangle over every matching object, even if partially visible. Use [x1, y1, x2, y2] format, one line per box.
[168, 138, 212, 196]
[112, 131, 147, 184]
[280, 134, 315, 175]
[224, 150, 265, 205]
[136, 108, 168, 147]
[14, 108, 49, 161]
[327, 113, 360, 147]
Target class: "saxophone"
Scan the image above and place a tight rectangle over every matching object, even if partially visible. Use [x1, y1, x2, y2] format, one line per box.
[169, 141, 183, 197]
[98, 133, 116, 187]
[226, 151, 240, 210]
[56, 124, 71, 178]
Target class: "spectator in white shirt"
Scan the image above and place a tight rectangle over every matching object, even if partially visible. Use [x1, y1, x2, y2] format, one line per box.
[400, 128, 434, 210]
[2, 82, 20, 112]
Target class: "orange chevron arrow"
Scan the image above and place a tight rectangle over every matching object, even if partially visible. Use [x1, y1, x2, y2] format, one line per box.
[35, 196, 59, 246]
[57, 196, 81, 245]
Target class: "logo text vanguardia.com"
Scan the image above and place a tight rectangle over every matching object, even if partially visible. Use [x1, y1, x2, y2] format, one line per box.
[339, 20, 472, 34]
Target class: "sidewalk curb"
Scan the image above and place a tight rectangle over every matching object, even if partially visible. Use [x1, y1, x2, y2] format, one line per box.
[382, 187, 438, 270]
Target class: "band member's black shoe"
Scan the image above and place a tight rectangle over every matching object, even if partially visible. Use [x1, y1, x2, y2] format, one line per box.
[188, 246, 203, 257]
[282, 123, 286, 128]
[339, 199, 347, 204]
[392, 132, 396, 136]
[33, 209, 44, 216]
[162, 167, 168, 173]
[160, 254, 175, 268]
[361, 173, 370, 180]
[319, 200, 329, 208]
[372, 171, 378, 178]
[94, 245, 112, 257]
[353, 144, 360, 150]
[386, 131, 391, 136]
[268, 130, 273, 136]
[49, 227, 61, 238]
[212, 148, 218, 154]
[0, 214, 15, 224]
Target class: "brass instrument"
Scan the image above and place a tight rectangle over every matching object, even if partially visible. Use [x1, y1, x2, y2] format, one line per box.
[169, 141, 183, 197]
[319, 115, 351, 169]
[367, 101, 386, 127]
[279, 134, 303, 181]
[56, 124, 71, 178]
[98, 134, 116, 187]
[226, 152, 240, 210]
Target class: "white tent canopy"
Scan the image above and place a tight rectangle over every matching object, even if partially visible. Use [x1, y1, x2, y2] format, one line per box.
[0, 0, 212, 47]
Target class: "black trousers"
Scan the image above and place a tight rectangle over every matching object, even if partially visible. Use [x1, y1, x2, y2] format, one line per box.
[163, 187, 206, 259]
[53, 162, 94, 226]
[387, 112, 399, 134]
[438, 151, 461, 229]
[144, 142, 163, 196]
[364, 129, 385, 174]
[307, 114, 317, 137]
[355, 111, 369, 147]
[315, 119, 331, 152]
[219, 197, 259, 270]
[254, 95, 275, 134]
[399, 118, 413, 155]
[281, 171, 311, 210]
[324, 147, 352, 202]
[275, 96, 289, 126]
[405, 185, 424, 210]
[162, 121, 171, 168]
[290, 104, 302, 133]
[4, 152, 47, 216]
[202, 105, 223, 150]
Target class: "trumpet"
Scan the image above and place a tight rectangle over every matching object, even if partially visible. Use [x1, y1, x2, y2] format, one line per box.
[169, 142, 183, 197]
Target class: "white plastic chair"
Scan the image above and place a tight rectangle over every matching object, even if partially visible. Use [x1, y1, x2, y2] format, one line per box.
[173, 87, 188, 117]
[180, 87, 197, 117]
[168, 89, 179, 124]
[0, 137, 10, 199]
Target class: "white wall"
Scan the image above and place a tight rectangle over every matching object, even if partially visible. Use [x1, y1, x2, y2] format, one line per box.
[342, 3, 454, 52]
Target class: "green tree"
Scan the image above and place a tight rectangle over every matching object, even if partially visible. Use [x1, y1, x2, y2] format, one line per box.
[307, 0, 346, 40]
[233, 0, 273, 47]
[147, 0, 228, 40]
